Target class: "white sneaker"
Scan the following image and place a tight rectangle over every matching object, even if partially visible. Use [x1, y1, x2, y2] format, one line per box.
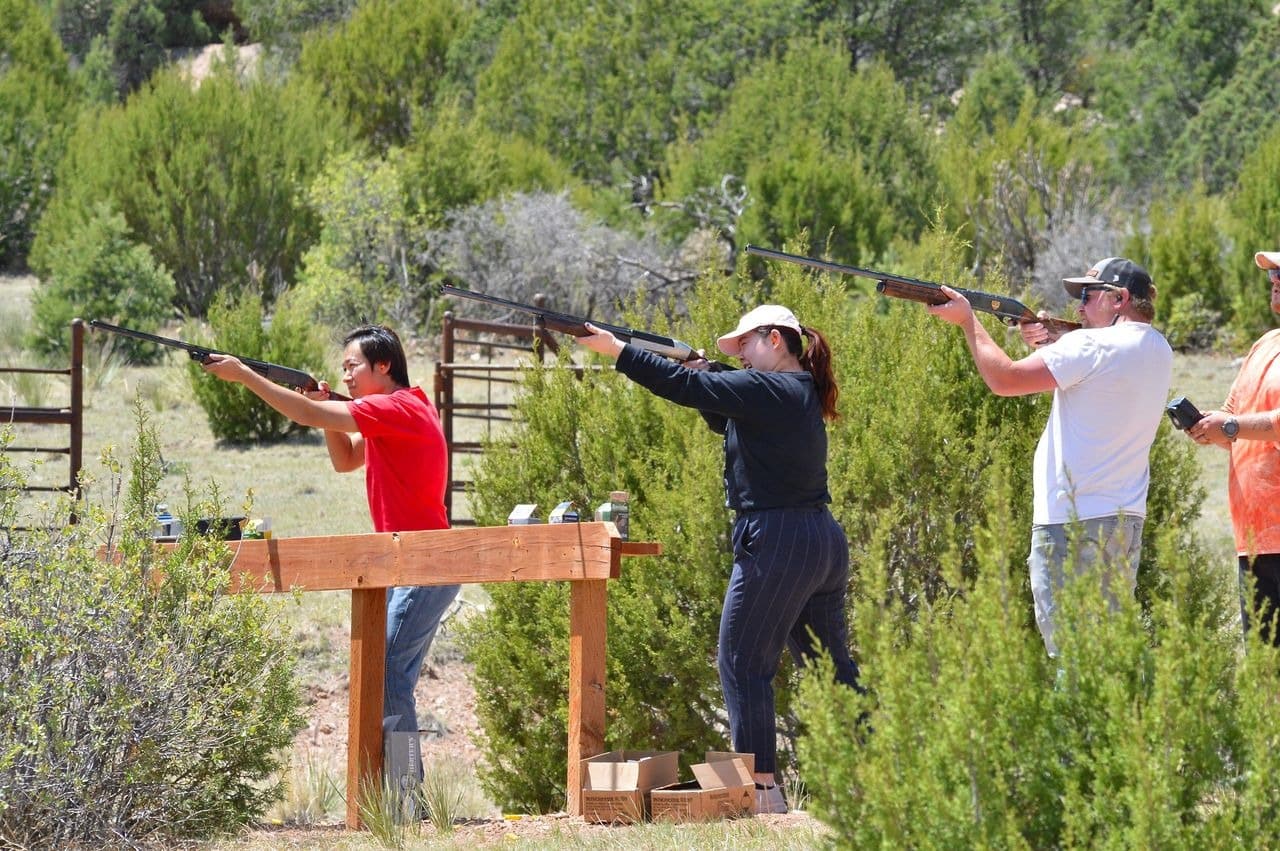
[754, 783, 787, 814]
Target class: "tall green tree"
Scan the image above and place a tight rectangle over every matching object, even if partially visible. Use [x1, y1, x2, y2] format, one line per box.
[0, 0, 81, 270]
[31, 59, 348, 316]
[474, 0, 809, 185]
[809, 0, 985, 101]
[1165, 11, 1280, 193]
[296, 0, 470, 152]
[1225, 135, 1280, 342]
[661, 39, 939, 264]
[1091, 0, 1264, 189]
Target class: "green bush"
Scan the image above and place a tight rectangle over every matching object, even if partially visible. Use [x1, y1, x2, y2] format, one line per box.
[189, 288, 334, 443]
[1162, 293, 1225, 353]
[1134, 186, 1230, 322]
[31, 62, 347, 317]
[28, 201, 176, 361]
[1225, 134, 1280, 343]
[0, 0, 81, 271]
[661, 41, 938, 262]
[474, 0, 808, 185]
[460, 282, 758, 812]
[293, 148, 434, 334]
[461, 231, 1203, 812]
[795, 472, 1277, 848]
[0, 409, 306, 846]
[296, 0, 470, 152]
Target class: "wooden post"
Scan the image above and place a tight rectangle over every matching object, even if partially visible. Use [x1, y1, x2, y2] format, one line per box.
[566, 579, 607, 817]
[347, 588, 387, 829]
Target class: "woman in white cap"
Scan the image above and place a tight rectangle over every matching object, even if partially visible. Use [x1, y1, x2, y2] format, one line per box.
[578, 305, 862, 815]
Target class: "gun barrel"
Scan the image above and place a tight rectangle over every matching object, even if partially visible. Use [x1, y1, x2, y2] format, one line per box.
[90, 319, 349, 401]
[441, 285, 697, 362]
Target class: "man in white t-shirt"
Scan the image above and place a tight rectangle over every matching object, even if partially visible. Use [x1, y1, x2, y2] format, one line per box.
[928, 258, 1173, 656]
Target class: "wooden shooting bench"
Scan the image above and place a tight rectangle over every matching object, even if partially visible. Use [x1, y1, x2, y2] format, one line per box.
[205, 521, 659, 829]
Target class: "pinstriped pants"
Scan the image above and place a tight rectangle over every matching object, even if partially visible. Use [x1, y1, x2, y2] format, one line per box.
[718, 506, 862, 774]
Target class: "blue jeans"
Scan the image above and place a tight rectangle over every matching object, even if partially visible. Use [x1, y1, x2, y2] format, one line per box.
[384, 584, 461, 733]
[718, 506, 861, 775]
[1028, 515, 1143, 658]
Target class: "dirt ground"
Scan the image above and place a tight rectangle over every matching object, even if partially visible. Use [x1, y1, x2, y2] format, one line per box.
[263, 651, 821, 848]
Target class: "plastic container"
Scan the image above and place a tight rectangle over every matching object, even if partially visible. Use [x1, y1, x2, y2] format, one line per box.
[155, 504, 182, 539]
[593, 491, 629, 540]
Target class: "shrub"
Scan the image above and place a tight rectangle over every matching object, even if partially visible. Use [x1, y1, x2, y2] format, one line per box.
[31, 62, 347, 317]
[795, 474, 1276, 848]
[28, 201, 176, 361]
[0, 0, 81, 271]
[1225, 134, 1280, 343]
[0, 408, 306, 846]
[661, 41, 938, 262]
[1162, 293, 1224, 353]
[460, 284, 753, 812]
[189, 288, 334, 443]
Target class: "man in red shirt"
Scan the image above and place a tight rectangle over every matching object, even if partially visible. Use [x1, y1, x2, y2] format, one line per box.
[204, 325, 456, 739]
[1188, 252, 1280, 645]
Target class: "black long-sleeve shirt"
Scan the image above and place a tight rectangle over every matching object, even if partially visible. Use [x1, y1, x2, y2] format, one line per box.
[615, 345, 830, 511]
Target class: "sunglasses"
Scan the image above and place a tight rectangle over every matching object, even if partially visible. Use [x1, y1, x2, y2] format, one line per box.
[1079, 285, 1116, 305]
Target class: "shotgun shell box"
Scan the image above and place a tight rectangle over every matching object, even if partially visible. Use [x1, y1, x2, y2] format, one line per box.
[548, 501, 579, 523]
[580, 750, 679, 824]
[650, 752, 755, 823]
[507, 504, 541, 525]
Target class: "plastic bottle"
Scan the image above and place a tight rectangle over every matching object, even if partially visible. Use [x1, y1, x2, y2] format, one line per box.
[155, 504, 173, 539]
[594, 491, 629, 540]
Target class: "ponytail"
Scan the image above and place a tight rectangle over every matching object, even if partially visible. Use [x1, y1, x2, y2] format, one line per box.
[800, 327, 839, 421]
[776, 325, 839, 421]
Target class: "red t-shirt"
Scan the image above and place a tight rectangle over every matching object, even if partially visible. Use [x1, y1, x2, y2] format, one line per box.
[346, 386, 449, 533]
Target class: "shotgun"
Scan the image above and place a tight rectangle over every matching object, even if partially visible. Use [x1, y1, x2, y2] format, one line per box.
[440, 285, 717, 365]
[746, 245, 1081, 338]
[89, 320, 350, 401]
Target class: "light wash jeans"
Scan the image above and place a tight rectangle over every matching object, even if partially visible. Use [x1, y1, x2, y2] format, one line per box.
[1028, 515, 1143, 658]
[384, 584, 461, 733]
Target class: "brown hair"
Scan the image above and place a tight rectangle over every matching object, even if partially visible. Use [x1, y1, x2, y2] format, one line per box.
[774, 326, 839, 421]
[1129, 284, 1156, 322]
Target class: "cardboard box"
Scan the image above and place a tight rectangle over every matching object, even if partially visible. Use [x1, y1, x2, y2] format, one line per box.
[650, 752, 755, 823]
[580, 750, 679, 824]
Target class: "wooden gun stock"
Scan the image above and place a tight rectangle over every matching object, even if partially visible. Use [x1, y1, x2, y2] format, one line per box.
[875, 280, 1081, 338]
[747, 244, 1081, 339]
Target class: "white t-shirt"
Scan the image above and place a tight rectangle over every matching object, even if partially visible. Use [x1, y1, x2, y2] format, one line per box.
[1032, 321, 1173, 525]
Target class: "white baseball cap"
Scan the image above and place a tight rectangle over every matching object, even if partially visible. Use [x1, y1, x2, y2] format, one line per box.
[1255, 251, 1280, 270]
[716, 305, 802, 356]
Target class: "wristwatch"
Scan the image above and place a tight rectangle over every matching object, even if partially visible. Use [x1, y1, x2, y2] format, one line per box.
[1222, 417, 1240, 441]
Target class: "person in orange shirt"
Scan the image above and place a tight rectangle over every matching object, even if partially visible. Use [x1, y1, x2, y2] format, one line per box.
[1188, 251, 1280, 645]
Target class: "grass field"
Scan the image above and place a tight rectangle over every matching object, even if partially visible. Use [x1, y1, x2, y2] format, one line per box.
[0, 275, 1249, 847]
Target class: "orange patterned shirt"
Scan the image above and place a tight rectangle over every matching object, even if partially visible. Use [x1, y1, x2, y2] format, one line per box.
[1225, 329, 1280, 556]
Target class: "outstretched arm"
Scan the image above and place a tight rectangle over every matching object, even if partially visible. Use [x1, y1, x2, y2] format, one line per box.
[203, 354, 359, 432]
[929, 286, 1058, 397]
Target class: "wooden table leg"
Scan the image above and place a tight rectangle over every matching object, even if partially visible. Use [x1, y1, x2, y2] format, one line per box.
[567, 578, 607, 816]
[347, 587, 387, 830]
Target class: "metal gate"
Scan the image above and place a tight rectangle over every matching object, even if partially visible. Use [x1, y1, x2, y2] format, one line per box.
[1, 319, 84, 528]
[433, 297, 559, 525]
